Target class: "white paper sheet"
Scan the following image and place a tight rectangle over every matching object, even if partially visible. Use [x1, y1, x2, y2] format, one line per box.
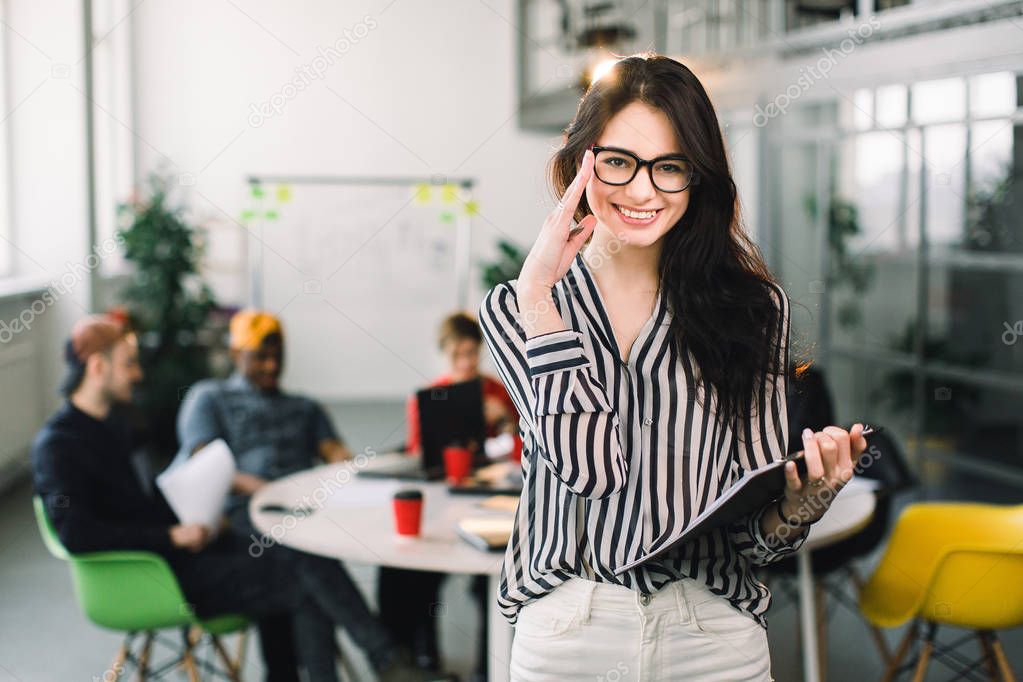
[156, 439, 237, 528]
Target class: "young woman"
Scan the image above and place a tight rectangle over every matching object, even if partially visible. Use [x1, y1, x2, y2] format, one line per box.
[479, 54, 867, 681]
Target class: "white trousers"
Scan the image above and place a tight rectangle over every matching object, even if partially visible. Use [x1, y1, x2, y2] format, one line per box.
[509, 577, 773, 682]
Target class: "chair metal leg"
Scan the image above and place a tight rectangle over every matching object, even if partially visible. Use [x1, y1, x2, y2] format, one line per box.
[990, 633, 1017, 682]
[135, 632, 154, 682]
[911, 622, 937, 682]
[882, 620, 919, 682]
[815, 579, 829, 682]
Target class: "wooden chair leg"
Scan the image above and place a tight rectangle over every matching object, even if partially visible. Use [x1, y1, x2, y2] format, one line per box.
[990, 633, 1017, 682]
[180, 649, 201, 682]
[211, 636, 242, 682]
[850, 567, 894, 665]
[882, 620, 919, 682]
[910, 622, 937, 682]
[180, 628, 201, 682]
[233, 629, 248, 672]
[109, 635, 131, 682]
[978, 631, 999, 682]
[135, 632, 154, 682]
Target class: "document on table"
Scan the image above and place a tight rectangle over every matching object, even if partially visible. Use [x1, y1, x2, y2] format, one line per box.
[156, 439, 237, 528]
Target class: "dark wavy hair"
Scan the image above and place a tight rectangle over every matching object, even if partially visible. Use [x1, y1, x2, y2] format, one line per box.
[548, 54, 786, 427]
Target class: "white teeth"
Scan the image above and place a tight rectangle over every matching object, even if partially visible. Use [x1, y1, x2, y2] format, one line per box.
[616, 205, 657, 219]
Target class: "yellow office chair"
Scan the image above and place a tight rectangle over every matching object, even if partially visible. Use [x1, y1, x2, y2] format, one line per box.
[859, 502, 1023, 681]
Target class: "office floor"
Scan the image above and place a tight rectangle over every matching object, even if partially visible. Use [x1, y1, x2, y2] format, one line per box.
[0, 399, 1020, 681]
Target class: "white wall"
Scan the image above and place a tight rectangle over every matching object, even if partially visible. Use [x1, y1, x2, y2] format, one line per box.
[129, 0, 560, 393]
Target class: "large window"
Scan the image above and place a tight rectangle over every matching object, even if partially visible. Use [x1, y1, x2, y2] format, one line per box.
[91, 0, 135, 275]
[767, 70, 1023, 482]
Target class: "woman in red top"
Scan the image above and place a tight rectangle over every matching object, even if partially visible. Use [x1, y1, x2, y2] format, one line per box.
[381, 312, 518, 680]
[405, 311, 519, 455]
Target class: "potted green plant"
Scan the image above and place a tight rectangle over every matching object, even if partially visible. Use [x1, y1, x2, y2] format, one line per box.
[117, 173, 217, 458]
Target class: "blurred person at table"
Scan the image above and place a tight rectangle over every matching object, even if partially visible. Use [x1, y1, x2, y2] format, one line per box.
[378, 311, 520, 680]
[404, 311, 519, 456]
[32, 314, 429, 682]
[177, 310, 426, 680]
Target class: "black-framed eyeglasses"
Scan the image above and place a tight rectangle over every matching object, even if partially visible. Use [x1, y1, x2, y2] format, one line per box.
[590, 145, 699, 193]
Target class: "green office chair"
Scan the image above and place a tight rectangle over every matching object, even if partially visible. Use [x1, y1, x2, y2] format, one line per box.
[33, 496, 249, 681]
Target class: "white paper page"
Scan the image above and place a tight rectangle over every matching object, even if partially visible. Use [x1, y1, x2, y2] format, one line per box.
[156, 438, 237, 528]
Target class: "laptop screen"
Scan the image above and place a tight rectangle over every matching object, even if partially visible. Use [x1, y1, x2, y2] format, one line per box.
[416, 378, 486, 473]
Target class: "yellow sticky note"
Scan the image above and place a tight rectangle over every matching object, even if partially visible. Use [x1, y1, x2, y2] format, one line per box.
[276, 185, 292, 203]
[441, 183, 458, 203]
[414, 183, 431, 204]
[463, 200, 479, 216]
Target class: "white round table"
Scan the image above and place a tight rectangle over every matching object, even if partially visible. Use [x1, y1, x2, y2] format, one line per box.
[249, 457, 514, 682]
[796, 477, 878, 682]
[251, 459, 876, 682]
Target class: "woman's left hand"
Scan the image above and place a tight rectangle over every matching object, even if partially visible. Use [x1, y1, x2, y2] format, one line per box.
[780, 424, 868, 525]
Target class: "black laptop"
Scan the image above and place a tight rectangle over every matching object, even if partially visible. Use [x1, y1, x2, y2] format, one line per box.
[358, 379, 487, 481]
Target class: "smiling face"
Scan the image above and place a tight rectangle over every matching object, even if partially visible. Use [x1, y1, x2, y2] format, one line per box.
[235, 333, 283, 391]
[585, 101, 691, 249]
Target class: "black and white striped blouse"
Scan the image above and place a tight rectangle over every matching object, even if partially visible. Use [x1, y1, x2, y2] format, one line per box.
[478, 253, 808, 627]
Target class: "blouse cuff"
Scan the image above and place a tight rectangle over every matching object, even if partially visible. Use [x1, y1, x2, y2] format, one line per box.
[749, 502, 810, 562]
[525, 330, 590, 378]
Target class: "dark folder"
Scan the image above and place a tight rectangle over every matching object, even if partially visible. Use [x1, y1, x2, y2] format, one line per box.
[613, 452, 809, 575]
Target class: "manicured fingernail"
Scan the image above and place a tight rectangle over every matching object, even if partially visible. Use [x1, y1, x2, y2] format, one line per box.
[802, 428, 812, 439]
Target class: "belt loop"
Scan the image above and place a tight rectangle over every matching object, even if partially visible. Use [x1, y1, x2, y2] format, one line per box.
[579, 579, 596, 625]
[674, 579, 692, 624]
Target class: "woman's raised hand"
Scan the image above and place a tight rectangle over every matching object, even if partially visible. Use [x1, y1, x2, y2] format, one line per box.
[518, 149, 598, 295]
[780, 424, 868, 525]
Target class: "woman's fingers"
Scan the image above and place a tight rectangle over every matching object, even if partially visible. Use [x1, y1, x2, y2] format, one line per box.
[815, 431, 839, 481]
[784, 460, 803, 496]
[558, 215, 597, 273]
[823, 425, 855, 483]
[850, 423, 867, 459]
[802, 428, 825, 481]
[554, 149, 594, 230]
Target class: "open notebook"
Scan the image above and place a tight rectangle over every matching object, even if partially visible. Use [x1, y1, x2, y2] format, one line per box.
[455, 515, 515, 552]
[612, 452, 809, 575]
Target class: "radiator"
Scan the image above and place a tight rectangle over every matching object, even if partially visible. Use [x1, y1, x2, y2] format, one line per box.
[0, 337, 39, 489]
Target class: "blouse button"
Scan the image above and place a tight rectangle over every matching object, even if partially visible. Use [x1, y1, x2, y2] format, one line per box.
[643, 417, 653, 426]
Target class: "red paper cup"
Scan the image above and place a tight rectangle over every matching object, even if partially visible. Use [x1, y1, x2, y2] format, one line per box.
[392, 489, 423, 536]
[443, 446, 473, 484]
[510, 433, 523, 464]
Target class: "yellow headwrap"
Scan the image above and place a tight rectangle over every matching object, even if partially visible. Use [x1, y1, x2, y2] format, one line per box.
[229, 310, 283, 351]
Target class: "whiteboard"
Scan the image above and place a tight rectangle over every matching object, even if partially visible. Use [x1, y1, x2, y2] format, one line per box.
[247, 179, 472, 400]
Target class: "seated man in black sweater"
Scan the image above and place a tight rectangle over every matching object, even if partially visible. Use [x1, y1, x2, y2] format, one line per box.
[30, 314, 426, 682]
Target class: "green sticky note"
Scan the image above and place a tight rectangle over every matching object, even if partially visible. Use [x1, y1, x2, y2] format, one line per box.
[276, 185, 292, 203]
[265, 210, 279, 220]
[441, 183, 457, 203]
[251, 185, 265, 199]
[414, 183, 431, 204]
[463, 200, 479, 216]
[439, 210, 455, 223]
[240, 209, 256, 221]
